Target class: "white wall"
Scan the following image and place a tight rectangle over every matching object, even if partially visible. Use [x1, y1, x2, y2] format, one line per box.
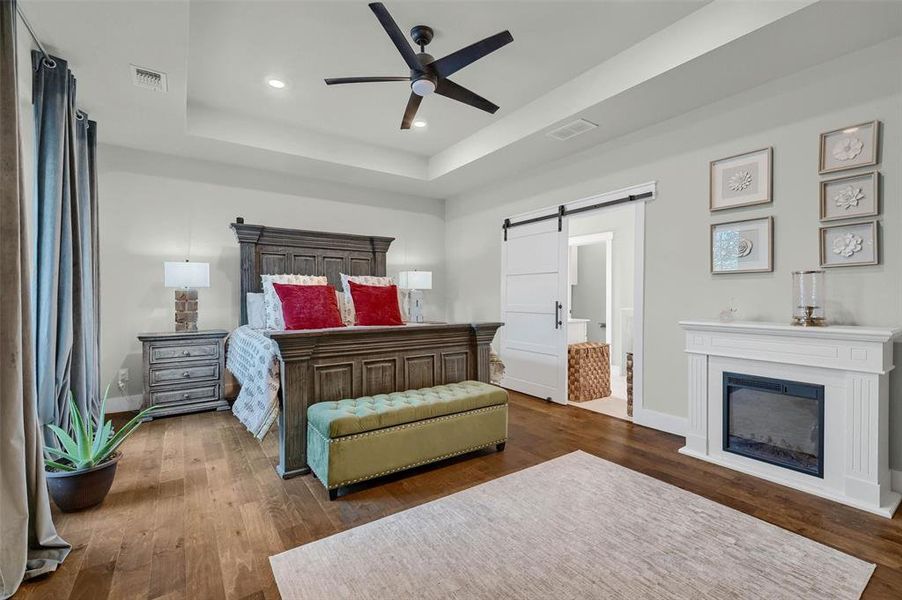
[569, 205, 636, 368]
[570, 243, 607, 343]
[444, 38, 902, 466]
[98, 146, 446, 410]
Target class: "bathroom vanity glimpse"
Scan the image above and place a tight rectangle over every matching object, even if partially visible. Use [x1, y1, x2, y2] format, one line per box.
[568, 318, 590, 344]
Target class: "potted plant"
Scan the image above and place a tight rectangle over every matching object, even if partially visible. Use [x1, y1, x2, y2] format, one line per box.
[44, 387, 156, 512]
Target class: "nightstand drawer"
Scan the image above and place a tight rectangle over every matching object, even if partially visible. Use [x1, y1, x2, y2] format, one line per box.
[151, 383, 221, 406]
[150, 342, 220, 364]
[150, 362, 220, 386]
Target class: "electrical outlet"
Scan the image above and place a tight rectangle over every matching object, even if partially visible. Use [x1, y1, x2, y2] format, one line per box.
[117, 368, 129, 392]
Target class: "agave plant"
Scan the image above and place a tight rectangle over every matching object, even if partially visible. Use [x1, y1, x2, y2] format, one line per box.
[44, 386, 157, 472]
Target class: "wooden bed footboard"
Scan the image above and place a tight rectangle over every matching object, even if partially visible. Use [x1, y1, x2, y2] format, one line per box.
[268, 322, 502, 478]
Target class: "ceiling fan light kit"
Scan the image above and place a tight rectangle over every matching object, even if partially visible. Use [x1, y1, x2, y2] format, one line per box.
[411, 79, 436, 96]
[324, 2, 514, 129]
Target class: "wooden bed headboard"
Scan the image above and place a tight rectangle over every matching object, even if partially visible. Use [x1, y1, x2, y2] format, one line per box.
[230, 219, 394, 325]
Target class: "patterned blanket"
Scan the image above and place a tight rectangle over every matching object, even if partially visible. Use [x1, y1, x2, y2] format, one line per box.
[227, 326, 281, 439]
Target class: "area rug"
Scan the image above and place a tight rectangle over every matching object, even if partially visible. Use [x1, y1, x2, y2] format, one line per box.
[270, 451, 874, 599]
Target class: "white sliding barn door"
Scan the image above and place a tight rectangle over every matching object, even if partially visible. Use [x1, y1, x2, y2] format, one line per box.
[500, 217, 569, 404]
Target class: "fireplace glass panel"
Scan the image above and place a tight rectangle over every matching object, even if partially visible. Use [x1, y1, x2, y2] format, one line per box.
[723, 372, 824, 478]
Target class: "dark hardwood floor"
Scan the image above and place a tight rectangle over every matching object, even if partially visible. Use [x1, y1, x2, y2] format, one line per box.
[16, 392, 902, 599]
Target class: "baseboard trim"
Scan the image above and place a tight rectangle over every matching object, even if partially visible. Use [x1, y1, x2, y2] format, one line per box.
[893, 469, 902, 494]
[632, 408, 687, 437]
[107, 394, 143, 414]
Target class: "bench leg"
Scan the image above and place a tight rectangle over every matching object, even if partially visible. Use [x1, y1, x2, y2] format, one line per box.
[328, 488, 339, 501]
[496, 442, 506, 452]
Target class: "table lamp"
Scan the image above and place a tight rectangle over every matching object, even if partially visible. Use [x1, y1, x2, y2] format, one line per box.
[164, 261, 210, 331]
[398, 270, 432, 323]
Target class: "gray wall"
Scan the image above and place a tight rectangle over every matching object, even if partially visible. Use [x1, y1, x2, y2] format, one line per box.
[97, 146, 446, 410]
[571, 242, 607, 344]
[444, 37, 902, 467]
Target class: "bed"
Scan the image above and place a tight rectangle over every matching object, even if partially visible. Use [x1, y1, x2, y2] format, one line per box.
[229, 219, 502, 478]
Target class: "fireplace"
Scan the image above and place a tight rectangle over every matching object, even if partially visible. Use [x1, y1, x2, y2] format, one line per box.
[680, 320, 900, 517]
[723, 372, 824, 478]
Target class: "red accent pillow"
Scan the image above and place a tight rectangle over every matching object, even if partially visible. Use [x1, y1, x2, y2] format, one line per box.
[272, 284, 344, 330]
[348, 282, 404, 326]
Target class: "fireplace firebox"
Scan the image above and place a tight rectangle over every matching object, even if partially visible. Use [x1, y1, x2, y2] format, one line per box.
[723, 372, 825, 478]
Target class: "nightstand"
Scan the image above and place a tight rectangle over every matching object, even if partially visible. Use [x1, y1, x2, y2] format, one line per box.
[137, 329, 230, 420]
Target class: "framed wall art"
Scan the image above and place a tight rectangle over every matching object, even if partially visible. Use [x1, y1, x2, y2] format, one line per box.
[710, 147, 772, 211]
[820, 171, 879, 221]
[819, 220, 878, 268]
[711, 216, 773, 274]
[818, 120, 880, 174]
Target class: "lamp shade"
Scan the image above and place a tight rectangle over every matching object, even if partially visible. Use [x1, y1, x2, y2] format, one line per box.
[398, 270, 432, 290]
[164, 261, 210, 288]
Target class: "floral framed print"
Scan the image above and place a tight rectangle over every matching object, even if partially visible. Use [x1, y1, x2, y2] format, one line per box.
[710, 147, 772, 211]
[820, 171, 879, 221]
[711, 216, 773, 274]
[819, 220, 878, 268]
[819, 120, 880, 174]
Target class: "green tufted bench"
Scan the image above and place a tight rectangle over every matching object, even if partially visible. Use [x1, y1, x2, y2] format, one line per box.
[307, 381, 508, 500]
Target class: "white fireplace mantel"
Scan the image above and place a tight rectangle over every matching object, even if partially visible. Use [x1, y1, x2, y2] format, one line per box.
[679, 320, 901, 518]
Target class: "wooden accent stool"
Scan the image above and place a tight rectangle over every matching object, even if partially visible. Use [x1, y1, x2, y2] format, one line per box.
[567, 342, 611, 402]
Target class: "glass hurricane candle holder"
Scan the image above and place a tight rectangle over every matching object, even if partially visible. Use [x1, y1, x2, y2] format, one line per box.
[791, 270, 826, 326]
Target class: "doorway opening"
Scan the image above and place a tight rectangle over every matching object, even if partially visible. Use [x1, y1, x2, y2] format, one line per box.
[566, 205, 635, 421]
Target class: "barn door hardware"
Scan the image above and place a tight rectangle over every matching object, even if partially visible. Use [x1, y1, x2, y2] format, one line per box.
[500, 190, 653, 240]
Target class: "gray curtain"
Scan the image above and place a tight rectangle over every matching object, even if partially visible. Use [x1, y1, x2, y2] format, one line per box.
[1, 1, 71, 597]
[32, 44, 100, 438]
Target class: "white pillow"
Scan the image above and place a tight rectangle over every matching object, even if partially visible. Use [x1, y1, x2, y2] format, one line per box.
[261, 274, 328, 330]
[336, 291, 353, 327]
[246, 293, 265, 329]
[339, 274, 405, 325]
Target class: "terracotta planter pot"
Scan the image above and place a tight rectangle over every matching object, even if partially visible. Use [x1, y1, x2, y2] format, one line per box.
[45, 453, 121, 512]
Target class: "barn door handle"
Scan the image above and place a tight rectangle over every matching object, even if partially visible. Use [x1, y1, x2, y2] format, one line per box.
[554, 301, 563, 329]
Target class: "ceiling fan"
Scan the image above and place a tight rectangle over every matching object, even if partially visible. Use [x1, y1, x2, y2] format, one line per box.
[325, 2, 514, 129]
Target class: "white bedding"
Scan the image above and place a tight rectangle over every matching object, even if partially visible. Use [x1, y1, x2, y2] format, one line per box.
[227, 322, 441, 439]
[227, 325, 281, 439]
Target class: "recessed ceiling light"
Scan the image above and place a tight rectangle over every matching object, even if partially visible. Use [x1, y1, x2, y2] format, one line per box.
[267, 79, 286, 89]
[413, 120, 427, 128]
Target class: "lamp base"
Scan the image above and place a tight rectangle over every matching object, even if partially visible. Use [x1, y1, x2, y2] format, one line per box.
[408, 289, 425, 323]
[174, 288, 198, 332]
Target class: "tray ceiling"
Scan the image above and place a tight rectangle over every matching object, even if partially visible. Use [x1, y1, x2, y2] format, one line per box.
[19, 0, 902, 197]
[186, 1, 708, 156]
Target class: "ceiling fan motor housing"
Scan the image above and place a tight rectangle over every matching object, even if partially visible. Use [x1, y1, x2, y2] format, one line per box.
[411, 53, 437, 96]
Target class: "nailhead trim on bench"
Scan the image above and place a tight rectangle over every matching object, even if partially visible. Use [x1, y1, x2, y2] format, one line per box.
[326, 438, 509, 490]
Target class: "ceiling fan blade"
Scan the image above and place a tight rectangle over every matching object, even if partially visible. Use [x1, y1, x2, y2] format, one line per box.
[431, 30, 513, 78]
[435, 78, 499, 114]
[369, 2, 421, 72]
[325, 76, 410, 85]
[401, 92, 423, 129]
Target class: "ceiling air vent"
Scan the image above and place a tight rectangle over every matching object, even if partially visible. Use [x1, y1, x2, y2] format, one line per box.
[130, 65, 168, 92]
[546, 118, 598, 141]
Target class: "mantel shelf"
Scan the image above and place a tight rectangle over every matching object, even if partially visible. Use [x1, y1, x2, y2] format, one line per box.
[679, 320, 901, 344]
